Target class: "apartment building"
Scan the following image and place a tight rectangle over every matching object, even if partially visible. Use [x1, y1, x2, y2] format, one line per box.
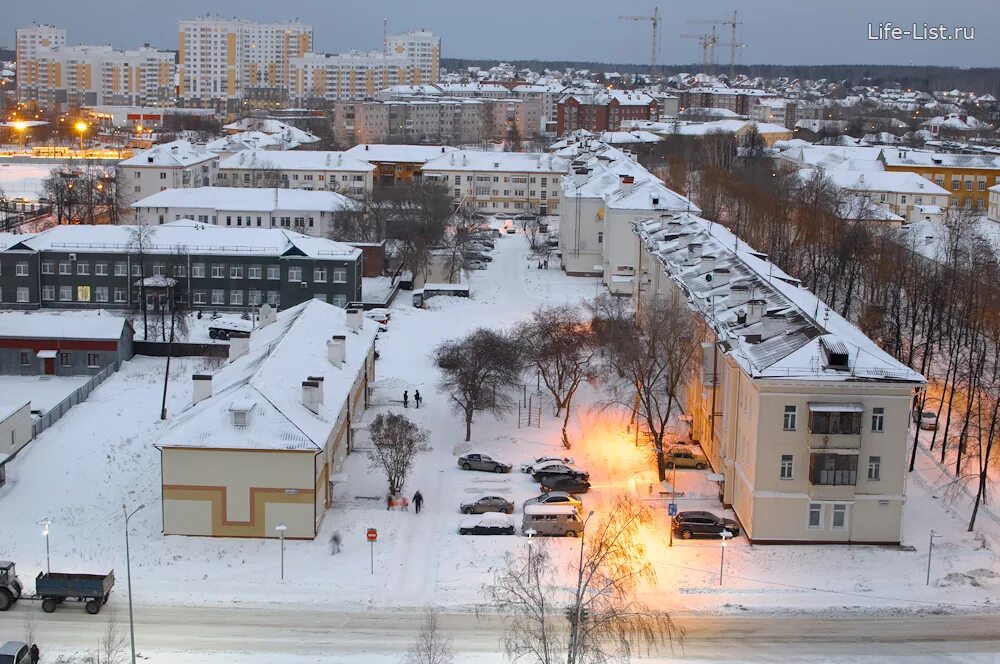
[216, 150, 375, 198]
[824, 171, 950, 222]
[989, 184, 1000, 222]
[288, 51, 420, 104]
[132, 187, 356, 237]
[385, 30, 441, 83]
[421, 150, 568, 214]
[556, 91, 659, 134]
[879, 149, 1000, 211]
[633, 213, 924, 544]
[677, 87, 775, 116]
[15, 25, 67, 105]
[0, 222, 362, 312]
[118, 140, 220, 206]
[749, 99, 797, 129]
[343, 144, 457, 185]
[178, 17, 313, 110]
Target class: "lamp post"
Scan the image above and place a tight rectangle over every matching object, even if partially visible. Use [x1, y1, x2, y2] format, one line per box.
[123, 503, 145, 664]
[36, 518, 52, 573]
[569, 510, 596, 664]
[275, 523, 287, 580]
[74, 121, 88, 152]
[668, 460, 678, 547]
[12, 121, 28, 152]
[926, 530, 941, 586]
[719, 529, 731, 586]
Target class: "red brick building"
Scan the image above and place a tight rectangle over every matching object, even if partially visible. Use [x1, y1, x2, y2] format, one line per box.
[556, 91, 658, 134]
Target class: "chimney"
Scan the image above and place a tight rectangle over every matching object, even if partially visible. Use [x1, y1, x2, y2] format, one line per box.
[701, 254, 717, 271]
[228, 333, 250, 361]
[711, 267, 731, 286]
[365, 144, 369, 150]
[327, 335, 346, 366]
[746, 299, 766, 325]
[687, 242, 703, 259]
[307, 376, 325, 405]
[619, 174, 634, 194]
[301, 380, 322, 414]
[346, 308, 363, 332]
[192, 374, 213, 405]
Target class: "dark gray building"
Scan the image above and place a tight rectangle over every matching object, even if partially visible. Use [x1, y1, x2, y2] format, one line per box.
[0, 310, 134, 376]
[0, 222, 362, 313]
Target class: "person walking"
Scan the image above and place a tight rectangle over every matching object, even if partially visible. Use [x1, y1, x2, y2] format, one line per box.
[403, 390, 409, 408]
[414, 390, 422, 409]
[30, 644, 39, 664]
[413, 490, 424, 514]
[329, 531, 342, 555]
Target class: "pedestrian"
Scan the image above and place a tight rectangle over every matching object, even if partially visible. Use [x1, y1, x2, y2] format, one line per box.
[386, 493, 393, 511]
[414, 390, 422, 409]
[413, 490, 424, 514]
[329, 531, 341, 555]
[403, 390, 409, 408]
[30, 644, 39, 664]
[401, 497, 409, 511]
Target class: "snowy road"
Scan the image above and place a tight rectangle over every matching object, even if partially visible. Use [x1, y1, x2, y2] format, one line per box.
[9, 604, 1000, 662]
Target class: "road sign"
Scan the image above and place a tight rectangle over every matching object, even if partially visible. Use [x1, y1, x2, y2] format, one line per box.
[366, 527, 378, 542]
[668, 503, 677, 516]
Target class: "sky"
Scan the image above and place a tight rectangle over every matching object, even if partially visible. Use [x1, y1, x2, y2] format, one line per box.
[5, 0, 998, 68]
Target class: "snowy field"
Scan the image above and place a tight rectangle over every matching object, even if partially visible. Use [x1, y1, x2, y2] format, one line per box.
[0, 374, 90, 414]
[1, 227, 1000, 659]
[0, 162, 54, 201]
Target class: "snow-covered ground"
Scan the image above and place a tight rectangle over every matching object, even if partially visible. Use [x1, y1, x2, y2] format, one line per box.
[0, 162, 53, 201]
[0, 225, 998, 656]
[0, 374, 90, 414]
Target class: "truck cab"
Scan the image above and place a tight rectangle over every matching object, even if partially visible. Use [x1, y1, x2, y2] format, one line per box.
[0, 561, 24, 611]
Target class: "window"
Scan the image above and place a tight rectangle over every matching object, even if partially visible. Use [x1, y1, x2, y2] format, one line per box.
[131, 264, 142, 277]
[249, 290, 262, 305]
[287, 266, 302, 282]
[809, 453, 858, 486]
[74, 262, 90, 276]
[809, 410, 862, 435]
[114, 288, 127, 303]
[332, 293, 347, 307]
[230, 265, 243, 279]
[807, 503, 822, 529]
[59, 286, 72, 301]
[59, 352, 72, 367]
[831, 504, 848, 530]
[42, 262, 54, 274]
[332, 268, 347, 283]
[87, 353, 100, 367]
[152, 263, 166, 277]
[211, 289, 225, 305]
[42, 285, 55, 301]
[193, 290, 207, 305]
[783, 405, 797, 431]
[173, 265, 187, 277]
[192, 263, 206, 278]
[211, 264, 225, 278]
[871, 407, 884, 432]
[20, 351, 31, 366]
[16, 287, 29, 303]
[95, 262, 108, 276]
[597, 231, 603, 244]
[59, 262, 72, 275]
[266, 290, 280, 306]
[95, 287, 109, 303]
[780, 454, 794, 480]
[266, 265, 280, 280]
[868, 456, 881, 481]
[230, 290, 243, 306]
[313, 294, 328, 302]
[313, 267, 327, 283]
[115, 262, 127, 276]
[15, 262, 28, 276]
[248, 265, 262, 280]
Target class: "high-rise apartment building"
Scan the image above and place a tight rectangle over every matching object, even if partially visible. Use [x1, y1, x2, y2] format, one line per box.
[178, 17, 313, 110]
[384, 30, 440, 83]
[288, 51, 421, 104]
[15, 25, 67, 104]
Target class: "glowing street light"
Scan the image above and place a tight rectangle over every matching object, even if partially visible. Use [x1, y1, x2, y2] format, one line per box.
[12, 120, 28, 152]
[37, 518, 52, 573]
[275, 523, 288, 580]
[74, 121, 88, 152]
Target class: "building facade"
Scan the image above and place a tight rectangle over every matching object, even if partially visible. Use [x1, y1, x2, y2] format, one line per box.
[422, 151, 568, 214]
[880, 149, 1000, 211]
[0, 311, 134, 376]
[557, 91, 659, 134]
[385, 31, 441, 83]
[216, 150, 375, 198]
[15, 25, 67, 105]
[343, 144, 457, 186]
[118, 140, 220, 206]
[288, 51, 420, 104]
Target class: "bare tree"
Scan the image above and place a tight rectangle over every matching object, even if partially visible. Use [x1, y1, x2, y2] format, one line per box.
[519, 306, 598, 449]
[22, 609, 36, 646]
[126, 225, 157, 340]
[403, 611, 455, 664]
[436, 329, 524, 441]
[96, 610, 127, 664]
[367, 412, 431, 495]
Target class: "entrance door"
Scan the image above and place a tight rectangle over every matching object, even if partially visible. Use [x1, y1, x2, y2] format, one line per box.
[44, 358, 55, 375]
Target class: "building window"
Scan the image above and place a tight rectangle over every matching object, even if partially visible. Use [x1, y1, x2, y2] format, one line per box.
[192, 263, 206, 278]
[15, 262, 28, 276]
[783, 405, 797, 431]
[59, 262, 72, 275]
[230, 290, 243, 306]
[114, 288, 127, 303]
[780, 454, 793, 480]
[59, 286, 72, 301]
[95, 262, 108, 276]
[152, 263, 166, 277]
[831, 504, 848, 530]
[42, 262, 54, 274]
[174, 265, 187, 277]
[211, 264, 225, 278]
[77, 262, 90, 275]
[87, 353, 100, 368]
[807, 503, 822, 530]
[597, 232, 603, 244]
[313, 294, 328, 302]
[809, 453, 858, 486]
[193, 290, 207, 305]
[42, 285, 55, 301]
[332, 293, 347, 307]
[871, 407, 884, 432]
[868, 456, 881, 481]
[96, 287, 109, 303]
[211, 289, 225, 305]
[115, 262, 127, 276]
[332, 268, 347, 283]
[266, 291, 280, 306]
[131, 264, 142, 277]
[249, 290, 262, 305]
[267, 265, 280, 280]
[288, 266, 302, 282]
[59, 352, 72, 367]
[248, 265, 262, 279]
[230, 265, 244, 279]
[313, 267, 327, 283]
[16, 287, 29, 303]
[809, 410, 862, 435]
[20, 351, 31, 366]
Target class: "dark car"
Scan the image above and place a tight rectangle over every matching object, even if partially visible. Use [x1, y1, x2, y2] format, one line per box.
[539, 475, 591, 494]
[532, 464, 589, 483]
[672, 511, 741, 540]
[460, 495, 515, 515]
[459, 513, 515, 535]
[457, 453, 512, 473]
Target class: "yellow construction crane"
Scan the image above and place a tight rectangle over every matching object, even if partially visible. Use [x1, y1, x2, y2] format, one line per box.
[619, 7, 661, 81]
[680, 32, 716, 71]
[686, 11, 744, 78]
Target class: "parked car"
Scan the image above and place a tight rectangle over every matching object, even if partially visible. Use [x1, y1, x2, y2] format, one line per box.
[913, 410, 939, 430]
[0, 642, 30, 664]
[520, 456, 575, 473]
[463, 251, 493, 263]
[522, 504, 583, 537]
[671, 511, 740, 540]
[663, 448, 708, 470]
[457, 453, 512, 473]
[460, 495, 515, 515]
[364, 308, 391, 324]
[464, 260, 488, 270]
[539, 475, 591, 494]
[523, 491, 583, 512]
[532, 464, 589, 483]
[459, 513, 515, 535]
[505, 227, 517, 234]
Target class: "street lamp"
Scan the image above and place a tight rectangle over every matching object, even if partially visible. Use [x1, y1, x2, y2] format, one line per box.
[36, 518, 52, 573]
[12, 120, 28, 152]
[74, 121, 88, 152]
[926, 529, 941, 586]
[124, 503, 145, 664]
[275, 523, 288, 580]
[719, 529, 732, 586]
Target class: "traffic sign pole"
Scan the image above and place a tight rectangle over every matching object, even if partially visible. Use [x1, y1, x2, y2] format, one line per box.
[367, 527, 378, 575]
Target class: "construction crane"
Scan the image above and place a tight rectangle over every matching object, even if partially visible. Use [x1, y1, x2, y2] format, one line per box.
[619, 7, 661, 81]
[685, 11, 743, 78]
[680, 31, 717, 72]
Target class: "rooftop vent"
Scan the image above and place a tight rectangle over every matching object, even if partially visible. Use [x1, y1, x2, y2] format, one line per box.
[820, 337, 851, 371]
[229, 399, 255, 427]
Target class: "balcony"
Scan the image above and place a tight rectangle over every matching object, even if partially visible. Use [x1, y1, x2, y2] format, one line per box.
[807, 451, 858, 501]
[807, 403, 863, 451]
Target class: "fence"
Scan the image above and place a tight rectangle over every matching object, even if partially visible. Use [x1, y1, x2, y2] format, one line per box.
[133, 341, 229, 358]
[32, 363, 117, 437]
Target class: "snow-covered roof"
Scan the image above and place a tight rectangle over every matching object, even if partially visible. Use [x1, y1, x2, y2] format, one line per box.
[422, 150, 569, 174]
[222, 119, 319, 143]
[15, 222, 361, 260]
[343, 144, 457, 164]
[824, 170, 949, 196]
[158, 300, 378, 451]
[119, 140, 217, 168]
[132, 187, 356, 213]
[777, 145, 886, 171]
[218, 150, 375, 172]
[0, 310, 129, 341]
[594, 131, 662, 145]
[634, 213, 924, 383]
[880, 150, 1000, 170]
[560, 90, 656, 107]
[606, 178, 699, 213]
[204, 131, 284, 153]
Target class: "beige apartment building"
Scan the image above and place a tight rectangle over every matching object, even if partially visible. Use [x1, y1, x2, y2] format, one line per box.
[633, 213, 924, 544]
[385, 30, 441, 83]
[118, 140, 219, 206]
[217, 150, 375, 198]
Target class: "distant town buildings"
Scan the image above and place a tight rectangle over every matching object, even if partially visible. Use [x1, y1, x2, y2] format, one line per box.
[118, 140, 219, 206]
[556, 91, 659, 134]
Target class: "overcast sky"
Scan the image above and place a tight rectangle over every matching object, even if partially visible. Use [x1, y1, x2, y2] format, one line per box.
[6, 0, 997, 67]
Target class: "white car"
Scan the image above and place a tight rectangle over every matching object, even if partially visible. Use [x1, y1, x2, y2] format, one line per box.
[914, 410, 939, 430]
[458, 513, 515, 535]
[520, 456, 575, 473]
[364, 309, 390, 324]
